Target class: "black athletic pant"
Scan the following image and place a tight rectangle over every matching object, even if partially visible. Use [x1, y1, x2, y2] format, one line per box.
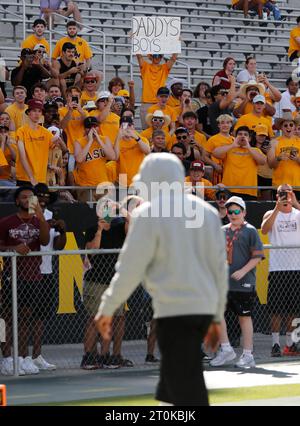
[156, 315, 213, 406]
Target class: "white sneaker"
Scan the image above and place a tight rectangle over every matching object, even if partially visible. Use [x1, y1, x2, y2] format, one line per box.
[0, 356, 26, 376]
[235, 353, 255, 368]
[210, 347, 236, 367]
[33, 355, 56, 371]
[21, 356, 39, 375]
[79, 27, 93, 34]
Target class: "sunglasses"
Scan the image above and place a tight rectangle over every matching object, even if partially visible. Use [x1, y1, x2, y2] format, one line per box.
[152, 118, 164, 123]
[218, 91, 228, 96]
[217, 195, 227, 201]
[85, 79, 96, 83]
[227, 209, 242, 215]
[177, 135, 188, 140]
[37, 193, 50, 198]
[283, 123, 295, 128]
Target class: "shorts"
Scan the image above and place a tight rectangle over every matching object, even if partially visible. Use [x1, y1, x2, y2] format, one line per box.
[0, 278, 53, 320]
[267, 271, 300, 315]
[83, 281, 124, 316]
[226, 291, 256, 317]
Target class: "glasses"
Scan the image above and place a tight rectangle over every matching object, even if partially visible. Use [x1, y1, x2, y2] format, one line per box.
[85, 79, 96, 84]
[37, 193, 50, 199]
[283, 123, 295, 128]
[152, 118, 164, 123]
[227, 209, 242, 215]
[217, 195, 227, 201]
[177, 135, 188, 140]
[98, 99, 108, 102]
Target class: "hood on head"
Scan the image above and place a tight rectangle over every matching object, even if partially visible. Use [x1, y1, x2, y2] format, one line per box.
[133, 153, 185, 198]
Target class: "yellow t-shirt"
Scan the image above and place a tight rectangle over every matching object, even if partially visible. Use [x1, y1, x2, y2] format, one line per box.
[206, 133, 234, 165]
[147, 104, 176, 128]
[0, 142, 17, 181]
[21, 35, 50, 54]
[167, 95, 180, 109]
[73, 135, 109, 186]
[0, 147, 8, 168]
[52, 36, 93, 63]
[234, 112, 274, 138]
[232, 0, 239, 5]
[80, 91, 97, 107]
[272, 136, 300, 187]
[5, 103, 28, 130]
[98, 111, 120, 146]
[185, 176, 215, 200]
[141, 62, 170, 103]
[288, 27, 300, 58]
[16, 124, 52, 183]
[234, 94, 274, 125]
[140, 127, 171, 149]
[118, 136, 150, 186]
[222, 146, 264, 197]
[59, 107, 86, 154]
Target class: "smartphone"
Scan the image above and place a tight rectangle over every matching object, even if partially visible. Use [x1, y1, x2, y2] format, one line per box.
[122, 122, 128, 130]
[72, 96, 79, 104]
[28, 195, 38, 214]
[261, 141, 270, 149]
[278, 191, 288, 201]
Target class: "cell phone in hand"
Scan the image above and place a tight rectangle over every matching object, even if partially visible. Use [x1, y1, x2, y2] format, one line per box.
[278, 191, 288, 201]
[28, 195, 38, 214]
[122, 122, 128, 130]
[72, 96, 79, 104]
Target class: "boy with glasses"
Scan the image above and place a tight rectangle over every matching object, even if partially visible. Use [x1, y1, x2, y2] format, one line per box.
[142, 110, 172, 149]
[210, 196, 264, 368]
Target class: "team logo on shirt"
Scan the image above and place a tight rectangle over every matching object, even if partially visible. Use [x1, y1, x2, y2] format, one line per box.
[86, 148, 105, 161]
[277, 220, 297, 232]
[9, 223, 40, 244]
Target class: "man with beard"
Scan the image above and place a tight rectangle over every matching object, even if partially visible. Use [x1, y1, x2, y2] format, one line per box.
[0, 186, 50, 375]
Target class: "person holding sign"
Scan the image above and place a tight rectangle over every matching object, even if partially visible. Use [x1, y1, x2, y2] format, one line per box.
[137, 53, 178, 130]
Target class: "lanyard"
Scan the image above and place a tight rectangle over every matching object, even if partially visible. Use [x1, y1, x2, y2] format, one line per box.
[225, 222, 246, 265]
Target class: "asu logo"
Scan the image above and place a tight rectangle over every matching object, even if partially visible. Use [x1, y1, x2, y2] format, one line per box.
[86, 148, 105, 161]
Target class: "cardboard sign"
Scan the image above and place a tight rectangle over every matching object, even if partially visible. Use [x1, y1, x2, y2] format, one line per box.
[132, 16, 181, 55]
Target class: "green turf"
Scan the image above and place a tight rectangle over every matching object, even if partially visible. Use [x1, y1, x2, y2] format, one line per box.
[32, 383, 300, 406]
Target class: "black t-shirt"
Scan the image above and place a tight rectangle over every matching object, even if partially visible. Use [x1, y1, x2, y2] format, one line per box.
[84, 218, 126, 284]
[58, 58, 77, 87]
[11, 65, 43, 98]
[207, 101, 232, 136]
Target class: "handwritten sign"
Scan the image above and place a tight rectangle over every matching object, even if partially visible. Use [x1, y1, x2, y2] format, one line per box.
[132, 16, 181, 55]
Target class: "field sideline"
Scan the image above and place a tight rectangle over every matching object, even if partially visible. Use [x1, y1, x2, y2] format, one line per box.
[31, 383, 300, 406]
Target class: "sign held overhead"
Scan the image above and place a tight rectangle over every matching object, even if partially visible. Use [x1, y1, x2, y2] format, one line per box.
[132, 16, 181, 55]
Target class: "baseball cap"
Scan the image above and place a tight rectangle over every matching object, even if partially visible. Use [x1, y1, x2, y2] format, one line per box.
[83, 101, 97, 110]
[83, 116, 98, 128]
[25, 99, 44, 114]
[175, 127, 189, 135]
[157, 87, 170, 96]
[253, 95, 266, 104]
[255, 124, 268, 136]
[225, 196, 246, 210]
[53, 96, 65, 105]
[190, 161, 205, 171]
[14, 185, 35, 202]
[215, 187, 231, 199]
[33, 44, 46, 51]
[117, 89, 130, 97]
[20, 48, 34, 57]
[114, 96, 125, 104]
[96, 91, 111, 102]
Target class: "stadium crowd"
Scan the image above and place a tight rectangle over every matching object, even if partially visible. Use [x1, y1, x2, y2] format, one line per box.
[1, 1, 300, 377]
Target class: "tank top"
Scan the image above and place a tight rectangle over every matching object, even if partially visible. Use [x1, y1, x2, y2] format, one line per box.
[268, 208, 300, 271]
[58, 58, 77, 87]
[185, 147, 196, 163]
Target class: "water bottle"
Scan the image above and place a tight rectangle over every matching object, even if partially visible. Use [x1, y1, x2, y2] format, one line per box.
[0, 58, 5, 83]
[263, 12, 268, 21]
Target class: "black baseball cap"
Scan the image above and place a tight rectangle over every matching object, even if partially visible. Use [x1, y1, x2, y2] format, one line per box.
[44, 101, 59, 111]
[175, 127, 189, 135]
[20, 48, 34, 57]
[83, 116, 98, 128]
[215, 188, 231, 199]
[157, 87, 170, 96]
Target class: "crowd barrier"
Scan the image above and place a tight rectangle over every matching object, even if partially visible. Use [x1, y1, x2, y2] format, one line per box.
[1, 246, 300, 376]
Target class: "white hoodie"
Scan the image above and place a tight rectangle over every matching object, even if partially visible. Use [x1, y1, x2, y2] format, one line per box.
[98, 153, 228, 322]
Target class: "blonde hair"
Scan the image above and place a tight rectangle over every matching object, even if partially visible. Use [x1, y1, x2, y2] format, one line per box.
[217, 114, 233, 123]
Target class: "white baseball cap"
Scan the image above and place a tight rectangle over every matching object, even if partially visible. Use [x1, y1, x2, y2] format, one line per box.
[96, 91, 111, 102]
[253, 94, 266, 104]
[225, 196, 246, 210]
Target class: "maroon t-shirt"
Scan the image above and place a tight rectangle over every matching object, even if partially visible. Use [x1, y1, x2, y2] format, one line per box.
[212, 70, 231, 90]
[0, 214, 42, 281]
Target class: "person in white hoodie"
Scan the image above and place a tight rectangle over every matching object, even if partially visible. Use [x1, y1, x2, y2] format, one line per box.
[95, 153, 228, 406]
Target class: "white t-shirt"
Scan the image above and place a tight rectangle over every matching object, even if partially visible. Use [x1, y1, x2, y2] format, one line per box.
[40, 208, 60, 275]
[275, 90, 296, 118]
[268, 208, 300, 271]
[236, 70, 256, 84]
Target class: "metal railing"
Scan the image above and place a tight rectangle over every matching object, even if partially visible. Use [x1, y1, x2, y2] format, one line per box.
[0, 2, 26, 40]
